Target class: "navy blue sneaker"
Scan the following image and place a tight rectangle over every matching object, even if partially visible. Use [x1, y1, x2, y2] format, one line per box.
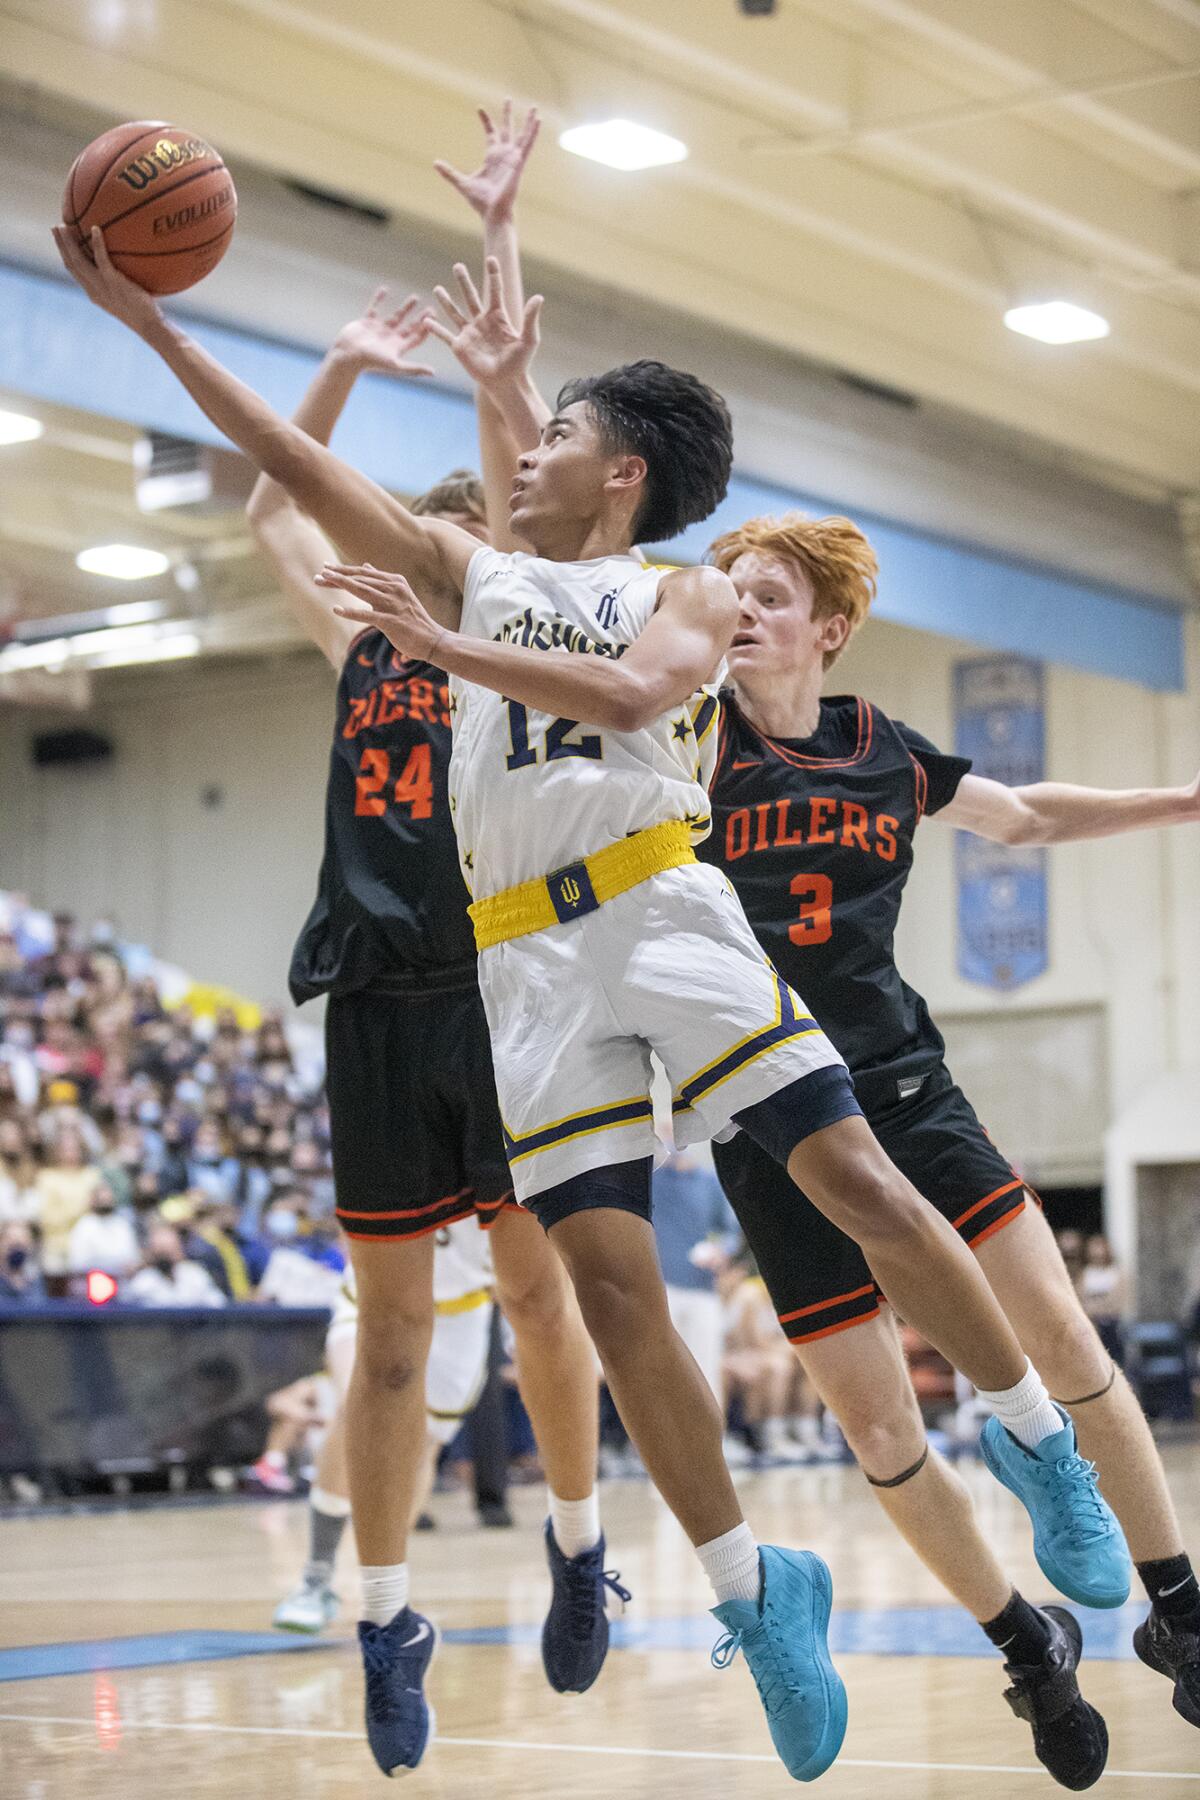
[541, 1520, 631, 1694]
[358, 1605, 438, 1777]
[980, 1410, 1130, 1609]
[711, 1546, 847, 1782]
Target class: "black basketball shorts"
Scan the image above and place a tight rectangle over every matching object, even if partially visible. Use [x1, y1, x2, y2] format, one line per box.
[326, 979, 517, 1242]
[712, 1060, 1033, 1346]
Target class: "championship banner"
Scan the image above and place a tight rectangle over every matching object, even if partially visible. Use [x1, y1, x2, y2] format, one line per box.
[954, 655, 1048, 991]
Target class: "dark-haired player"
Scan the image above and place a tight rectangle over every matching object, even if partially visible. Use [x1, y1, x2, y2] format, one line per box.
[58, 220, 1124, 1790]
[702, 511, 1200, 1757]
[241, 109, 627, 1777]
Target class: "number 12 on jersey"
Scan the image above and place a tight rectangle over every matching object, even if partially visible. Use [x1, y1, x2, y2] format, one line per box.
[504, 700, 602, 770]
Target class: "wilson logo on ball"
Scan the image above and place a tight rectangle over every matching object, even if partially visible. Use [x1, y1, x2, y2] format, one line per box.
[117, 136, 219, 192]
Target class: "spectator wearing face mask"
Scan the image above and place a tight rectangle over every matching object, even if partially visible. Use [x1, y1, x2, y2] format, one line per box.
[186, 1119, 241, 1201]
[0, 1221, 45, 1303]
[125, 1220, 226, 1308]
[67, 1180, 141, 1281]
[255, 1194, 343, 1309]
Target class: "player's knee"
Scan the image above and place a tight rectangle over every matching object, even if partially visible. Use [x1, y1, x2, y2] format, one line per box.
[834, 1159, 929, 1255]
[571, 1269, 651, 1363]
[839, 1399, 924, 1479]
[498, 1268, 570, 1344]
[1023, 1301, 1107, 1389]
[354, 1297, 434, 1395]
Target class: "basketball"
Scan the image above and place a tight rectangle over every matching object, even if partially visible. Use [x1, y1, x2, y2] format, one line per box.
[62, 121, 236, 295]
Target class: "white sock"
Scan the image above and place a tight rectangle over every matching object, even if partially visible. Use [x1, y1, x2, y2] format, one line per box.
[698, 1522, 761, 1607]
[360, 1563, 410, 1628]
[549, 1490, 601, 1559]
[977, 1358, 1065, 1451]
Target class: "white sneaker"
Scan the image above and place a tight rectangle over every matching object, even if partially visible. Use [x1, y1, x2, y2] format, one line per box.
[273, 1579, 339, 1635]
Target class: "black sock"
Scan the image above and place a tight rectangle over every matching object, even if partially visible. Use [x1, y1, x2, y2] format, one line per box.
[981, 1591, 1054, 1667]
[1138, 1554, 1200, 1622]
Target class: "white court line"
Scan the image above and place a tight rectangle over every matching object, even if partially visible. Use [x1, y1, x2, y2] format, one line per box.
[0, 1713, 1197, 1781]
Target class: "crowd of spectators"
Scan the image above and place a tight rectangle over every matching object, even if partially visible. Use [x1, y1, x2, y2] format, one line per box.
[0, 897, 344, 1312]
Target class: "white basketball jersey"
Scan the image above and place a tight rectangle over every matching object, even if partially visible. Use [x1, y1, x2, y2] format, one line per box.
[449, 547, 722, 897]
[331, 1217, 494, 1329]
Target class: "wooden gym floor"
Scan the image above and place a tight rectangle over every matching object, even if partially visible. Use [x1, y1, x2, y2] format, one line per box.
[1, 1448, 1198, 1799]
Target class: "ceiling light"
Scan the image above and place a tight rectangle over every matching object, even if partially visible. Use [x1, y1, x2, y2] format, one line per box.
[75, 544, 171, 580]
[559, 119, 688, 172]
[0, 408, 43, 446]
[1003, 302, 1109, 345]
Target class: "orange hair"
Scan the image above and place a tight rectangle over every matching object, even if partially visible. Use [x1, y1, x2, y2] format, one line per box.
[708, 512, 878, 667]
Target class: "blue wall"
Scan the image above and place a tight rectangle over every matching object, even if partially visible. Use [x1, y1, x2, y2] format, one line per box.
[0, 261, 1184, 691]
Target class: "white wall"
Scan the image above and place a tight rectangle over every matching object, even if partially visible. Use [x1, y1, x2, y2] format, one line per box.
[836, 610, 1200, 1133]
[0, 651, 334, 1009]
[2, 612, 1197, 1172]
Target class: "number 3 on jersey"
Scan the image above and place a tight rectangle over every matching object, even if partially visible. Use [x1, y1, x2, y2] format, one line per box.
[789, 872, 833, 945]
[504, 699, 602, 770]
[355, 745, 434, 818]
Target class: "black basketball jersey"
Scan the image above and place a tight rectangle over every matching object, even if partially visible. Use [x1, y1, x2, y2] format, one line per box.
[700, 693, 970, 1080]
[289, 632, 476, 1003]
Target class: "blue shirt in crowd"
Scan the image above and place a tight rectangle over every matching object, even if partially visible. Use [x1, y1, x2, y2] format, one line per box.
[652, 1155, 740, 1292]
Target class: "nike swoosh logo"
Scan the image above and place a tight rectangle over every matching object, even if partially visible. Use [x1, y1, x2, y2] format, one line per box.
[401, 1621, 431, 1649]
[1159, 1577, 1194, 1597]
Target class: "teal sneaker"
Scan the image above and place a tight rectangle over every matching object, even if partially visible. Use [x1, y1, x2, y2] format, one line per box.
[980, 1409, 1131, 1609]
[710, 1546, 847, 1782]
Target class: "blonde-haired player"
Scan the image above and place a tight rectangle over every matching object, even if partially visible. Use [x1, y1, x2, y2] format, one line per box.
[702, 509, 1200, 1773]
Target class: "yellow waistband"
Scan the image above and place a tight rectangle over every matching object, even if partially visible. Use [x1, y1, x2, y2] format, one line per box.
[434, 1285, 492, 1317]
[469, 819, 696, 951]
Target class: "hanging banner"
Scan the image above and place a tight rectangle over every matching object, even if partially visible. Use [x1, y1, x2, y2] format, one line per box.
[954, 655, 1048, 990]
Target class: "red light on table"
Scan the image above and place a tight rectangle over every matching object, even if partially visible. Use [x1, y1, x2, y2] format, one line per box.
[86, 1270, 119, 1305]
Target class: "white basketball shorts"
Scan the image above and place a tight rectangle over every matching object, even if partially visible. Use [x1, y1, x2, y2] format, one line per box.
[326, 1299, 491, 1445]
[477, 860, 847, 1203]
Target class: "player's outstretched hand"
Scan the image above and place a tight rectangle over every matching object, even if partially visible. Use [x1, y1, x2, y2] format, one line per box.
[423, 256, 542, 391]
[333, 288, 436, 379]
[435, 100, 540, 227]
[315, 563, 448, 662]
[51, 224, 165, 337]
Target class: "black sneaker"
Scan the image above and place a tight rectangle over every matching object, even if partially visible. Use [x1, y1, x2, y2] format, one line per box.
[1134, 1607, 1200, 1727]
[541, 1519, 631, 1694]
[1002, 1605, 1108, 1790]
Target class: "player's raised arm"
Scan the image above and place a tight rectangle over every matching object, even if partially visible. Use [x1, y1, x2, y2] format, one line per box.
[247, 290, 436, 669]
[52, 225, 476, 618]
[316, 561, 737, 735]
[425, 258, 548, 470]
[936, 768, 1200, 846]
[435, 101, 551, 550]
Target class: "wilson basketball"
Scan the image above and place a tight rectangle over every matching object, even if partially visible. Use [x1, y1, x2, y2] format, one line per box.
[62, 121, 237, 296]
